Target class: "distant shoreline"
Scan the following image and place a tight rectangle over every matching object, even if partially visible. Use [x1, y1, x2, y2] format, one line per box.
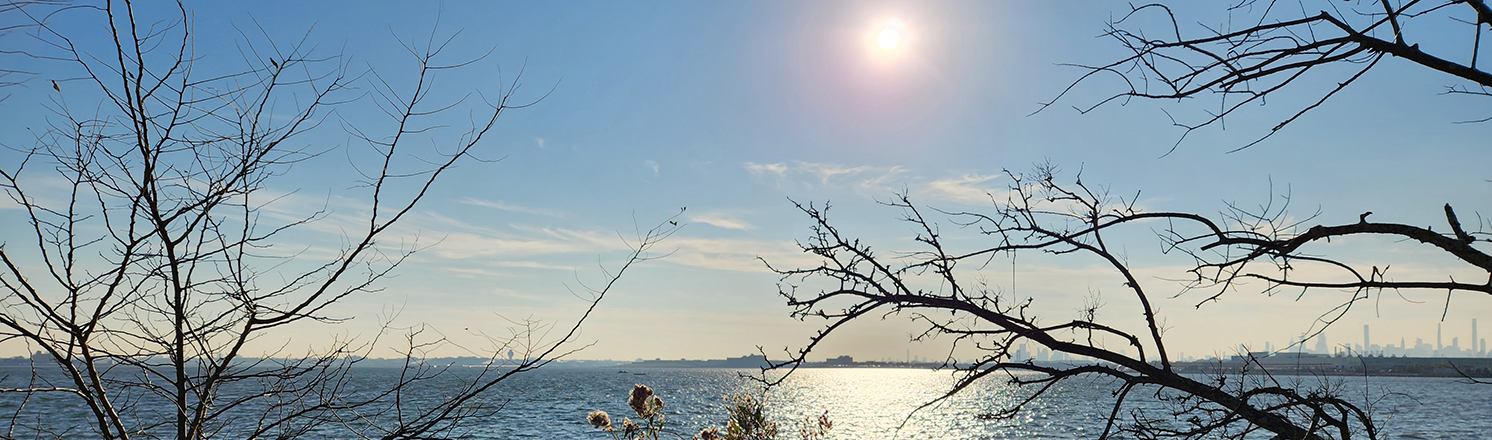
[615, 354, 1492, 378]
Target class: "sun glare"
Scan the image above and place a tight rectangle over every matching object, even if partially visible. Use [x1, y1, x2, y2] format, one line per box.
[877, 28, 900, 50]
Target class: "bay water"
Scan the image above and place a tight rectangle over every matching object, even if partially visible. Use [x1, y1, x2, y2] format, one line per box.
[9, 366, 1489, 438]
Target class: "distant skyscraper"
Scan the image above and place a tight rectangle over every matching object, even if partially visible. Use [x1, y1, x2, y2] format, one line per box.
[1363, 325, 1370, 354]
[1438, 323, 1443, 352]
[1315, 334, 1327, 354]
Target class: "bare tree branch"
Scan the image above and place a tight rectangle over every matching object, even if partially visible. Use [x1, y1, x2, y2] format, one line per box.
[1041, 1, 1492, 152]
[763, 165, 1389, 439]
[0, 2, 676, 439]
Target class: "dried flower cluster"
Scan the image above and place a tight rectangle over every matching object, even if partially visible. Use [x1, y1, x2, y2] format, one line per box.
[700, 393, 830, 440]
[797, 411, 832, 440]
[585, 384, 829, 440]
[589, 384, 669, 440]
[629, 384, 665, 417]
[694, 426, 722, 440]
[721, 394, 777, 439]
[588, 410, 613, 431]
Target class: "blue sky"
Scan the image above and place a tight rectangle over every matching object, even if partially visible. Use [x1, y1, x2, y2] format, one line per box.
[1, 1, 1489, 362]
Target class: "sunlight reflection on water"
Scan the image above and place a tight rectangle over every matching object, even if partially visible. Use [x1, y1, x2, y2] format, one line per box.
[766, 368, 1101, 439]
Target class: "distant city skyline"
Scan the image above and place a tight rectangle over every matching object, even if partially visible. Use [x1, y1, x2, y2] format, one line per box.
[1257, 319, 1486, 360]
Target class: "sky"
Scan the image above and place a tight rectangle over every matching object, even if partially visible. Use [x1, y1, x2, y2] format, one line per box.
[0, 1, 1489, 363]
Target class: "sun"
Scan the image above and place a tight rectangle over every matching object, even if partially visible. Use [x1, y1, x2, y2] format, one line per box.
[865, 17, 909, 65]
[874, 18, 905, 51]
[877, 28, 901, 50]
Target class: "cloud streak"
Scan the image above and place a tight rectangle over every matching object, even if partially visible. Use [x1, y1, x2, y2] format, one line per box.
[920, 173, 1003, 205]
[460, 198, 566, 218]
[690, 212, 753, 230]
[744, 161, 907, 194]
[663, 236, 815, 273]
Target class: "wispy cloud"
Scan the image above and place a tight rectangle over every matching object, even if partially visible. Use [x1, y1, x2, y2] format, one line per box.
[744, 161, 907, 194]
[645, 160, 660, 177]
[744, 162, 788, 177]
[490, 260, 577, 271]
[664, 236, 815, 273]
[415, 220, 805, 274]
[535, 137, 547, 149]
[0, 174, 93, 211]
[459, 198, 565, 218]
[920, 173, 1002, 205]
[690, 212, 752, 230]
[0, 195, 22, 210]
[443, 261, 576, 276]
[428, 227, 627, 260]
